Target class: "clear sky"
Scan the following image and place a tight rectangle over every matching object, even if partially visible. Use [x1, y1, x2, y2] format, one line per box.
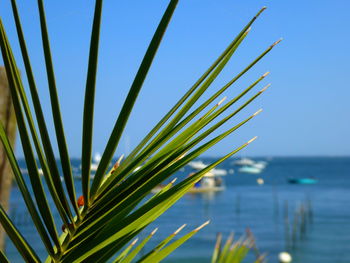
[1, 0, 349, 157]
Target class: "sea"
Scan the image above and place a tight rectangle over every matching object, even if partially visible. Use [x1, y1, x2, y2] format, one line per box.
[4, 157, 350, 263]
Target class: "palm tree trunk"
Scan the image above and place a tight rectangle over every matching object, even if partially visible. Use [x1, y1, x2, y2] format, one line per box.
[0, 66, 17, 250]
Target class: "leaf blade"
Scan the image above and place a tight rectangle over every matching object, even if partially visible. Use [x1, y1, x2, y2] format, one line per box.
[81, 0, 104, 206]
[37, 0, 79, 217]
[9, 0, 74, 224]
[0, 205, 40, 262]
[90, 0, 179, 197]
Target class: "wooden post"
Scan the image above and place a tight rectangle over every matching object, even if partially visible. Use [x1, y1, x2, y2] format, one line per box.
[0, 66, 17, 250]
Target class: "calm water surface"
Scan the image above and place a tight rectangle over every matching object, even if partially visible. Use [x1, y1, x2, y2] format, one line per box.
[5, 157, 350, 262]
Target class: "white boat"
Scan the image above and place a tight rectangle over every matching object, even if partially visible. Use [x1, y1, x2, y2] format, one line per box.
[93, 152, 102, 163]
[188, 161, 207, 170]
[90, 162, 99, 172]
[188, 174, 225, 193]
[188, 161, 227, 176]
[212, 168, 227, 176]
[233, 158, 255, 166]
[152, 173, 225, 194]
[90, 152, 102, 171]
[238, 166, 262, 174]
[80, 152, 101, 172]
[76, 153, 116, 180]
[152, 161, 228, 194]
[252, 161, 267, 169]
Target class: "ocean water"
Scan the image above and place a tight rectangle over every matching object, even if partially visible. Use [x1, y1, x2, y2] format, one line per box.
[4, 157, 350, 263]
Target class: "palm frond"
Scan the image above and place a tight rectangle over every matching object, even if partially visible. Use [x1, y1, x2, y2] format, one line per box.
[212, 232, 264, 263]
[10, 0, 74, 225]
[90, 0, 179, 197]
[0, 205, 39, 262]
[0, 2, 280, 262]
[81, 0, 104, 206]
[37, 0, 80, 217]
[121, 6, 267, 169]
[0, 20, 60, 254]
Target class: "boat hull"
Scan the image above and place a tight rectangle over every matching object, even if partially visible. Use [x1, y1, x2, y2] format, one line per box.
[238, 166, 262, 174]
[288, 178, 318, 184]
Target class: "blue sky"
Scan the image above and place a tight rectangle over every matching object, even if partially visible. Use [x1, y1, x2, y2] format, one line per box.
[1, 0, 349, 157]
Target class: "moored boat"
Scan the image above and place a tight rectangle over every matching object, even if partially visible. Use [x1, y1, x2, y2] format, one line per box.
[238, 166, 262, 174]
[152, 175, 225, 194]
[188, 161, 228, 176]
[152, 160, 227, 194]
[233, 158, 255, 166]
[288, 178, 318, 184]
[251, 161, 267, 169]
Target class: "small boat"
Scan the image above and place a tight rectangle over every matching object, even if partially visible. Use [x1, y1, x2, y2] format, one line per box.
[238, 166, 262, 174]
[188, 161, 228, 176]
[288, 178, 318, 185]
[79, 152, 101, 172]
[91, 152, 102, 171]
[188, 161, 207, 170]
[93, 152, 102, 163]
[90, 163, 99, 172]
[211, 168, 227, 176]
[154, 160, 227, 194]
[233, 158, 255, 166]
[251, 161, 267, 170]
[152, 175, 225, 194]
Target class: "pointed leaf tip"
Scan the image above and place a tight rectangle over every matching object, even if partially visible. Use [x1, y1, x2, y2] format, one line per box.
[256, 6, 267, 17]
[170, 177, 177, 184]
[271, 38, 283, 47]
[194, 220, 210, 232]
[151, 228, 159, 236]
[247, 136, 258, 144]
[117, 154, 124, 164]
[131, 238, 139, 246]
[217, 96, 227, 106]
[174, 224, 187, 235]
[262, 71, 270, 78]
[260, 83, 271, 92]
[253, 109, 263, 116]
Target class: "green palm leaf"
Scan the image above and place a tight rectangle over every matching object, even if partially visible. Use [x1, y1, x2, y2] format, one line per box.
[9, 0, 74, 225]
[0, 206, 40, 262]
[121, 228, 158, 263]
[0, 2, 280, 262]
[120, 6, 267, 170]
[0, 20, 60, 254]
[139, 222, 209, 263]
[90, 0, 179, 197]
[212, 232, 264, 263]
[37, 0, 80, 217]
[81, 0, 104, 206]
